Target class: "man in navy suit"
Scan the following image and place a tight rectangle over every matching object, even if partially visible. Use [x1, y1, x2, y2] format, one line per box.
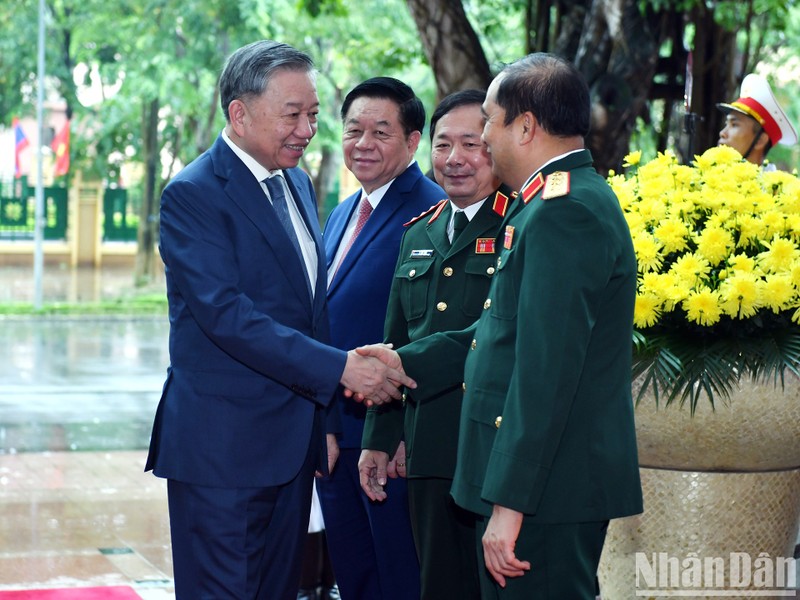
[145, 41, 412, 600]
[317, 77, 445, 600]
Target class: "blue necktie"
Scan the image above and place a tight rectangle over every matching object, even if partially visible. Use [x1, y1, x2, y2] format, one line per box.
[264, 174, 312, 297]
[265, 175, 304, 261]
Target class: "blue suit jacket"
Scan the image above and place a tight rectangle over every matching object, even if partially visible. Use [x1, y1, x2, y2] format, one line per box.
[146, 134, 347, 488]
[323, 162, 445, 448]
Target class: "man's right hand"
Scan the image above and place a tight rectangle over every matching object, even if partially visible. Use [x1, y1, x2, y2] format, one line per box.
[358, 449, 391, 501]
[340, 344, 415, 406]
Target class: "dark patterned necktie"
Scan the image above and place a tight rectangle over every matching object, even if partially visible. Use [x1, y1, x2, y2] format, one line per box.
[265, 175, 312, 297]
[451, 209, 469, 244]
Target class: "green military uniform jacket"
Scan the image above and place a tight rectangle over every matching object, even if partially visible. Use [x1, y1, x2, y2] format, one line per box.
[398, 150, 643, 522]
[362, 185, 514, 479]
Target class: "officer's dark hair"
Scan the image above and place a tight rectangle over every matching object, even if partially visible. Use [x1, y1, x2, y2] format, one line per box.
[497, 53, 590, 138]
[219, 40, 315, 122]
[341, 77, 425, 137]
[429, 89, 487, 142]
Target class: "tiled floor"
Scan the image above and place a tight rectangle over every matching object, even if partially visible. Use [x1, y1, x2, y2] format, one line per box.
[0, 450, 174, 598]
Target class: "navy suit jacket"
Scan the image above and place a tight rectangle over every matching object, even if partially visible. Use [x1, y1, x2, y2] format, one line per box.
[146, 134, 347, 488]
[323, 162, 445, 448]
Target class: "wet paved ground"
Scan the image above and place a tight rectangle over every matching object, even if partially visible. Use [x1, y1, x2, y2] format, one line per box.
[0, 265, 174, 596]
[0, 319, 168, 454]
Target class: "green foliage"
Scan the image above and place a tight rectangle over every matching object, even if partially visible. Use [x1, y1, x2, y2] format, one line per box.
[0, 292, 167, 316]
[633, 326, 800, 413]
[1, 0, 435, 188]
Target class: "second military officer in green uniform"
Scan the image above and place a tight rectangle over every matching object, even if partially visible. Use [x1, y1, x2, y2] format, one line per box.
[360, 90, 514, 600]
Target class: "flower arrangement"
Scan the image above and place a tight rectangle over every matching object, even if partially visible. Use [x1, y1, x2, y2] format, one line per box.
[608, 146, 800, 411]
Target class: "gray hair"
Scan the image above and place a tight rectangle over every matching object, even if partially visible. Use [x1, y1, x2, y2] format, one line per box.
[219, 40, 315, 122]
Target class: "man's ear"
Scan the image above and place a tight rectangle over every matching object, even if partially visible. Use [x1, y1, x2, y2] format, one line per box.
[228, 99, 248, 138]
[406, 130, 422, 155]
[519, 112, 536, 146]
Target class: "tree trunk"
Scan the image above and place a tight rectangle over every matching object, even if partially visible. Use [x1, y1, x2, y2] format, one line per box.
[688, 3, 738, 161]
[314, 145, 342, 226]
[577, 0, 660, 175]
[135, 98, 160, 286]
[404, 0, 492, 99]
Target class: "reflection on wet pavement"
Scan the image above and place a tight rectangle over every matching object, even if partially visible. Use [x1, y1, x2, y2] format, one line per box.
[0, 318, 168, 454]
[0, 310, 174, 595]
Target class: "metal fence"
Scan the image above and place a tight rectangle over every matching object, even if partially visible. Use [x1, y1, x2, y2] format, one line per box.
[0, 179, 138, 242]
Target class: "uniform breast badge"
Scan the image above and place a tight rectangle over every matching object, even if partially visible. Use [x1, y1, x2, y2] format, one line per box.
[475, 238, 495, 254]
[410, 249, 434, 258]
[503, 225, 515, 250]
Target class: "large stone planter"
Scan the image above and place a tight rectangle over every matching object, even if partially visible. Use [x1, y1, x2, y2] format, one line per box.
[598, 377, 800, 599]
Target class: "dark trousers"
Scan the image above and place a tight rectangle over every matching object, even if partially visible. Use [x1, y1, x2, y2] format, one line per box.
[316, 447, 420, 600]
[407, 477, 481, 600]
[476, 518, 608, 599]
[167, 444, 317, 599]
[299, 530, 336, 592]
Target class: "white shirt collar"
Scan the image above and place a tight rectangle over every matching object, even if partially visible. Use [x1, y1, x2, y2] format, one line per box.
[221, 129, 283, 181]
[521, 148, 584, 191]
[360, 160, 417, 209]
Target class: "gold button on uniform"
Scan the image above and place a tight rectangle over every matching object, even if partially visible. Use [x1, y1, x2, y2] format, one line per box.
[408, 269, 416, 277]
[483, 298, 491, 309]
[443, 267, 454, 277]
[495, 416, 502, 429]
[436, 302, 447, 312]
[487, 266, 495, 275]
[462, 382, 466, 391]
[470, 339, 477, 350]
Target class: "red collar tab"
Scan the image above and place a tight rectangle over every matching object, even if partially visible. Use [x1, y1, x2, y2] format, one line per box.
[492, 190, 510, 217]
[521, 173, 545, 204]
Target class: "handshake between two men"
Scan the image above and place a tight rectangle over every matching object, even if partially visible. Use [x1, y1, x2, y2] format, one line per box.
[339, 343, 410, 503]
[341, 343, 410, 407]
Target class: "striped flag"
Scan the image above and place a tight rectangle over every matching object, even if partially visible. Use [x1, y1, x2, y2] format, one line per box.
[13, 117, 30, 178]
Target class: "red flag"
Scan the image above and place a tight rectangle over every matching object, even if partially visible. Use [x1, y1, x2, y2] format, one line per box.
[51, 120, 70, 177]
[13, 117, 30, 178]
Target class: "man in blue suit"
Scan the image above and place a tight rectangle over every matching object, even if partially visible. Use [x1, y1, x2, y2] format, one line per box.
[145, 42, 412, 600]
[317, 77, 445, 600]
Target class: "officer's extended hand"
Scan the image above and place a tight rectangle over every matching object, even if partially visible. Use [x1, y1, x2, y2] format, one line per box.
[358, 449, 390, 501]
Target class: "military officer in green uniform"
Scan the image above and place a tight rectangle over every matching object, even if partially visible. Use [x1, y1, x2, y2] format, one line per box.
[354, 54, 643, 599]
[359, 89, 514, 600]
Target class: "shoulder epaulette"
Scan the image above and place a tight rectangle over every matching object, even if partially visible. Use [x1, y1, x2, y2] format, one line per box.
[404, 199, 447, 228]
[427, 198, 449, 224]
[542, 171, 571, 200]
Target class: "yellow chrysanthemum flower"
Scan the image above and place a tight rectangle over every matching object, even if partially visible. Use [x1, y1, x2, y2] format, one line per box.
[682, 288, 722, 326]
[669, 253, 710, 286]
[622, 150, 642, 168]
[632, 232, 663, 273]
[633, 293, 661, 328]
[719, 273, 760, 319]
[758, 236, 800, 273]
[761, 274, 795, 313]
[695, 226, 734, 266]
[728, 254, 757, 274]
[694, 145, 744, 170]
[653, 219, 690, 254]
[737, 215, 768, 250]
